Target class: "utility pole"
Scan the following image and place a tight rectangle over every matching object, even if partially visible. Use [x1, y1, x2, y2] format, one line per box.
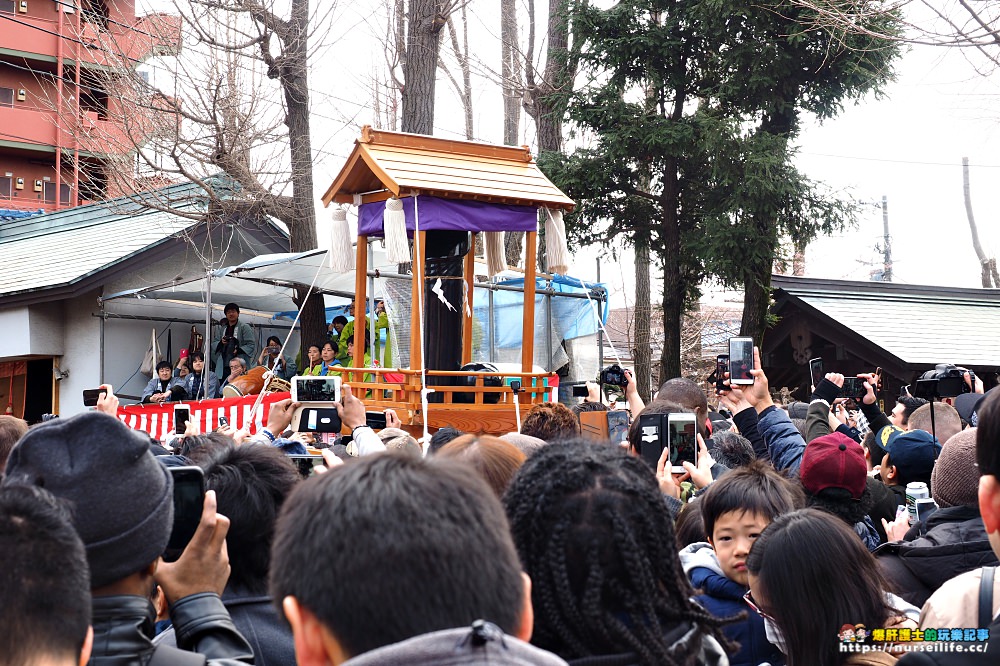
[881, 195, 892, 282]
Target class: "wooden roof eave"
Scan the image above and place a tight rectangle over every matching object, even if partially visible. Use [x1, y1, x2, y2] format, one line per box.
[330, 188, 574, 211]
[322, 145, 402, 207]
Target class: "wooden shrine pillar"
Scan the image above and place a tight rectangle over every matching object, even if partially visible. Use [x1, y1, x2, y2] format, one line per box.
[520, 231, 537, 402]
[352, 236, 368, 383]
[462, 234, 476, 366]
[409, 230, 428, 379]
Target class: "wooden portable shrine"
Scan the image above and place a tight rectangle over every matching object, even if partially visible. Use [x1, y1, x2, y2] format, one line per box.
[320, 126, 575, 435]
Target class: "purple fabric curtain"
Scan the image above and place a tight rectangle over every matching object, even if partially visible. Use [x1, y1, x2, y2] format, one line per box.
[357, 196, 538, 237]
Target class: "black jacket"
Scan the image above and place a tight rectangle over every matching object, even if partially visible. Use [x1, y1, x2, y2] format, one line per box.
[155, 587, 295, 665]
[564, 622, 728, 666]
[875, 505, 999, 607]
[90, 593, 254, 666]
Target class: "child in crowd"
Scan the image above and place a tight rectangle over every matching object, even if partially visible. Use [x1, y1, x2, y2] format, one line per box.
[680, 461, 804, 666]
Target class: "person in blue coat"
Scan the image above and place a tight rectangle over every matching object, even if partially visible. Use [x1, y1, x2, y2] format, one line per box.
[680, 461, 802, 666]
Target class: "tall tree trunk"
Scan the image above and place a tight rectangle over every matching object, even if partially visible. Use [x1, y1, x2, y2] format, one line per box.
[740, 271, 770, 347]
[501, 0, 520, 146]
[963, 156, 996, 288]
[659, 158, 682, 381]
[634, 231, 652, 402]
[285, 0, 324, 348]
[401, 0, 442, 135]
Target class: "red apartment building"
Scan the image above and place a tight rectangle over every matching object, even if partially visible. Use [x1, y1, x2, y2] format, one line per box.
[0, 0, 179, 214]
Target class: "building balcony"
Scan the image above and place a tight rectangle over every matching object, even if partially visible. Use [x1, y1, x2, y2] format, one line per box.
[0, 105, 139, 158]
[1, 12, 181, 69]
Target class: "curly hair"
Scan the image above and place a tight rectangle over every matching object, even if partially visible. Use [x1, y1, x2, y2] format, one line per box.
[803, 479, 876, 526]
[520, 402, 580, 442]
[503, 438, 730, 665]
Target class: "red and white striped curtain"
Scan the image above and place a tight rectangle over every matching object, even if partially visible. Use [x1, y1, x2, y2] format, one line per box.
[117, 392, 290, 441]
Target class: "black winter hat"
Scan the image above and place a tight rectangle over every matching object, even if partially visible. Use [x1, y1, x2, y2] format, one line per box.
[2, 412, 174, 588]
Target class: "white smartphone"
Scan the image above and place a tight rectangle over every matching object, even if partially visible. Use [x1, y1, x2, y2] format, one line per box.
[668, 412, 698, 474]
[729, 337, 755, 385]
[173, 404, 191, 435]
[291, 375, 342, 403]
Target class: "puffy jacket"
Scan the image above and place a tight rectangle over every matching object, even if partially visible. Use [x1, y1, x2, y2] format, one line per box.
[90, 593, 254, 666]
[919, 566, 1000, 629]
[876, 505, 999, 607]
[679, 542, 784, 666]
[756, 406, 805, 476]
[341, 622, 569, 665]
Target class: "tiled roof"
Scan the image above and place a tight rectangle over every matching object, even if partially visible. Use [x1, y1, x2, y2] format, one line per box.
[772, 275, 1000, 367]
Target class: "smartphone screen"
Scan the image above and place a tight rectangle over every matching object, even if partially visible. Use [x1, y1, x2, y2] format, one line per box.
[82, 388, 105, 407]
[840, 377, 866, 399]
[366, 411, 387, 429]
[874, 367, 883, 391]
[287, 455, 326, 479]
[728, 337, 754, 385]
[164, 466, 204, 562]
[292, 376, 342, 402]
[715, 355, 729, 392]
[637, 413, 667, 469]
[606, 410, 629, 445]
[173, 405, 190, 435]
[572, 384, 590, 398]
[809, 358, 824, 387]
[668, 413, 697, 473]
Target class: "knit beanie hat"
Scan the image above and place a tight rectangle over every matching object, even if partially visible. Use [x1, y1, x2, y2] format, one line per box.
[800, 432, 867, 500]
[2, 412, 174, 588]
[931, 428, 980, 508]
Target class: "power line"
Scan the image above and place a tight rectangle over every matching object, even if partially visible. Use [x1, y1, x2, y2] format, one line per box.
[800, 151, 1000, 168]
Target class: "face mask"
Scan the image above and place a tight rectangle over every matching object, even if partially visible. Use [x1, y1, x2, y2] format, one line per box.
[763, 616, 787, 655]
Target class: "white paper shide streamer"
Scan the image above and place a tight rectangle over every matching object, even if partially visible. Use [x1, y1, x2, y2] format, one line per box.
[484, 231, 506, 277]
[545, 208, 570, 275]
[383, 197, 410, 263]
[329, 206, 355, 273]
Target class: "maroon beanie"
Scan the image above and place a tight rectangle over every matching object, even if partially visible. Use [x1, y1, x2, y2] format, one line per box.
[801, 432, 867, 500]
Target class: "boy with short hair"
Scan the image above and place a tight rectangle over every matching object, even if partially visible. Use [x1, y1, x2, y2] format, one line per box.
[679, 461, 802, 666]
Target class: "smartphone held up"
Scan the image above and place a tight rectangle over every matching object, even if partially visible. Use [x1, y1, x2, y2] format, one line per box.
[728, 337, 754, 385]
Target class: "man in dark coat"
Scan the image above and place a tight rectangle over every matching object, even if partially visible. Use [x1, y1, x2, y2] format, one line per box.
[877, 428, 998, 608]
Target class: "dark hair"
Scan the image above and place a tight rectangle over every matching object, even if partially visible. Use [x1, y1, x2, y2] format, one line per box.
[977, 389, 1000, 476]
[897, 396, 928, 425]
[675, 498, 708, 548]
[571, 401, 609, 415]
[266, 335, 281, 346]
[503, 438, 729, 665]
[700, 461, 803, 539]
[270, 454, 525, 658]
[179, 432, 234, 461]
[655, 378, 708, 435]
[200, 444, 300, 594]
[710, 431, 755, 469]
[321, 341, 335, 352]
[156, 360, 172, 372]
[0, 484, 91, 665]
[0, 415, 28, 472]
[189, 351, 205, 363]
[224, 302, 240, 313]
[437, 434, 526, 498]
[521, 402, 580, 441]
[746, 508, 895, 666]
[345, 335, 354, 345]
[626, 401, 688, 453]
[332, 315, 349, 327]
[427, 426, 464, 455]
[803, 481, 875, 527]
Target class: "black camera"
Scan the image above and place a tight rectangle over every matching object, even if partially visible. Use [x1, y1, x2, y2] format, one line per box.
[599, 364, 628, 388]
[913, 364, 975, 399]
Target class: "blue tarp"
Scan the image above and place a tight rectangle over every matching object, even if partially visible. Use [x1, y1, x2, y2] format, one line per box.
[476, 276, 608, 349]
[0, 208, 44, 222]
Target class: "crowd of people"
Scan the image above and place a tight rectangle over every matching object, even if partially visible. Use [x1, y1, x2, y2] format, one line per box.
[1, 344, 999, 666]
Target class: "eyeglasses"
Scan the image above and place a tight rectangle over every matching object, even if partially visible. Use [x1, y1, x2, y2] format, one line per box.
[743, 589, 776, 621]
